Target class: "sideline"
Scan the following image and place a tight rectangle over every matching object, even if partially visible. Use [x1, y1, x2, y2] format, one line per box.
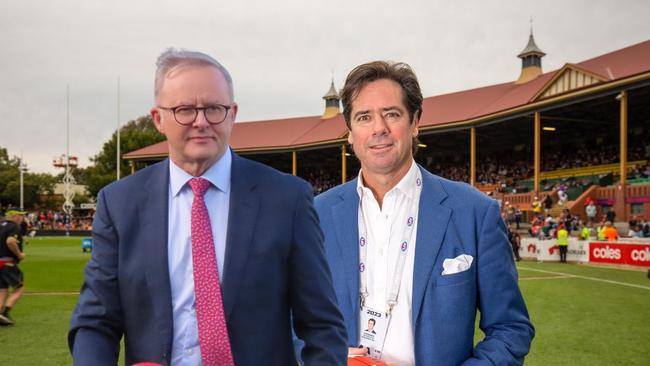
[24, 291, 79, 296]
[519, 275, 573, 281]
[518, 266, 650, 290]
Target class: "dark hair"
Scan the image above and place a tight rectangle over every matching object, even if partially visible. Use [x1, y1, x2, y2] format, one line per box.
[341, 61, 423, 129]
[341, 61, 423, 154]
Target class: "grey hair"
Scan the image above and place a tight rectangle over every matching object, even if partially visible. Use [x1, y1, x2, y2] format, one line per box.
[154, 48, 234, 100]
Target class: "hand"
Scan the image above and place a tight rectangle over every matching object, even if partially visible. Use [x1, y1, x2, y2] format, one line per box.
[348, 347, 369, 356]
[18, 252, 26, 260]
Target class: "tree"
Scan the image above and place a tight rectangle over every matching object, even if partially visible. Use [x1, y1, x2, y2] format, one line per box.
[82, 115, 166, 198]
[0, 147, 58, 209]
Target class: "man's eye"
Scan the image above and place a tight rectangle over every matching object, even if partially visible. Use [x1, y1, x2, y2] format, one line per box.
[206, 105, 225, 113]
[356, 115, 370, 122]
[176, 107, 195, 115]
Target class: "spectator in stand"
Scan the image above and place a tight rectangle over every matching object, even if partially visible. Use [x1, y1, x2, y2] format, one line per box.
[508, 225, 521, 262]
[628, 215, 638, 229]
[541, 216, 556, 239]
[556, 186, 568, 206]
[505, 203, 515, 226]
[514, 207, 522, 230]
[641, 220, 650, 238]
[627, 225, 643, 238]
[543, 195, 553, 215]
[603, 221, 618, 241]
[529, 216, 543, 238]
[531, 197, 542, 217]
[605, 209, 616, 224]
[585, 199, 597, 225]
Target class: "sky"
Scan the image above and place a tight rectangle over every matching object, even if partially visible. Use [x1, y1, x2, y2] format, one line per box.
[1, 0, 649, 174]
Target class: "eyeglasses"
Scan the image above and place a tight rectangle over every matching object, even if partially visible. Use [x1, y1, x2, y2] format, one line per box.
[157, 104, 232, 125]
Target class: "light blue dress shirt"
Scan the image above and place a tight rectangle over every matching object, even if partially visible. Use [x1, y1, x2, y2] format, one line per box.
[167, 149, 232, 365]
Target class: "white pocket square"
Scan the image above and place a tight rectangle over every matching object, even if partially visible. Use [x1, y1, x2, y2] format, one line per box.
[441, 254, 474, 275]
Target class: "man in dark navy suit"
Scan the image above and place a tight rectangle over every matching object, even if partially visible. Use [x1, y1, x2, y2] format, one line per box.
[69, 49, 347, 366]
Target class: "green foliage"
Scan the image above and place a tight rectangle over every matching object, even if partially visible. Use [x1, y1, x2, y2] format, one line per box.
[0, 147, 58, 209]
[81, 115, 165, 198]
[0, 115, 163, 208]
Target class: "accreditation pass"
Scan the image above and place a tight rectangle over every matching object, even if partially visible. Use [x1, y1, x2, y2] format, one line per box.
[359, 306, 391, 358]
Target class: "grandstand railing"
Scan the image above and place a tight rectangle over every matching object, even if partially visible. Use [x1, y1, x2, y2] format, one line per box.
[626, 184, 650, 203]
[538, 160, 647, 180]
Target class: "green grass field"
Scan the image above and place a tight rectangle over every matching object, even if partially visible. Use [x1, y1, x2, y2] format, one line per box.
[1, 237, 649, 365]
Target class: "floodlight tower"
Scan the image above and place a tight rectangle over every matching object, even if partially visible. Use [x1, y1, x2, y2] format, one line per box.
[19, 160, 27, 210]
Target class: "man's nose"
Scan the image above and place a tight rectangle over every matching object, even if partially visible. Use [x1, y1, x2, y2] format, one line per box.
[371, 115, 389, 135]
[192, 109, 210, 128]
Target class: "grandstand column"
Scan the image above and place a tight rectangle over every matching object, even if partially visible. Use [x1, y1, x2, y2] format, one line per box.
[534, 112, 541, 195]
[614, 90, 628, 221]
[341, 144, 347, 183]
[292, 151, 297, 176]
[470, 127, 476, 186]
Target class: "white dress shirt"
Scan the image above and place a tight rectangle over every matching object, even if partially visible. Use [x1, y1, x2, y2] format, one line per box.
[167, 149, 232, 365]
[356, 160, 420, 366]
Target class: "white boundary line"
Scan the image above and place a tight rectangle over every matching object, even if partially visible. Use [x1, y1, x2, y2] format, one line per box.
[518, 266, 650, 290]
[24, 292, 79, 296]
[519, 275, 574, 281]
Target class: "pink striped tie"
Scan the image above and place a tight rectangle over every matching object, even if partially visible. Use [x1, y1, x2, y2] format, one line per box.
[189, 178, 235, 366]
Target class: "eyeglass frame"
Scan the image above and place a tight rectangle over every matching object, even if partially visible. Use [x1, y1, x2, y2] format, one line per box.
[157, 104, 234, 126]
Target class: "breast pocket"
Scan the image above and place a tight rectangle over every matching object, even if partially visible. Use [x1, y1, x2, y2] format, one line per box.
[435, 266, 475, 287]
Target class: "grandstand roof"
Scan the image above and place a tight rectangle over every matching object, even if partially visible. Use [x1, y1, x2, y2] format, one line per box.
[124, 39, 650, 160]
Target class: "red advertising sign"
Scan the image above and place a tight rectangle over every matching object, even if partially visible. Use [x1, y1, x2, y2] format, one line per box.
[589, 242, 650, 267]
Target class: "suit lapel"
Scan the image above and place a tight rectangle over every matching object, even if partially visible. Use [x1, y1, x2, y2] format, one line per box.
[141, 159, 173, 348]
[411, 167, 451, 326]
[330, 181, 360, 338]
[222, 154, 259, 319]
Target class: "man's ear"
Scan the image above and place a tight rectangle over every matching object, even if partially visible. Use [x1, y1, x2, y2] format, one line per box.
[151, 107, 165, 134]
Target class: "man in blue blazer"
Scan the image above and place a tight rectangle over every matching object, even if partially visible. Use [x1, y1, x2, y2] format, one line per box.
[69, 49, 347, 365]
[314, 61, 534, 365]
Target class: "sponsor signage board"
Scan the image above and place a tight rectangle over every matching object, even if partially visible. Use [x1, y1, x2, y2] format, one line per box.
[520, 238, 589, 263]
[589, 242, 650, 267]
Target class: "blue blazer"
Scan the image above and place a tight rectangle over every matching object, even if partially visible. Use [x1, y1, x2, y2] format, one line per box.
[69, 154, 347, 365]
[314, 166, 534, 365]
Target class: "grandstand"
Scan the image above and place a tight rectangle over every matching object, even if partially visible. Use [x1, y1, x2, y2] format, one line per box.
[124, 33, 650, 223]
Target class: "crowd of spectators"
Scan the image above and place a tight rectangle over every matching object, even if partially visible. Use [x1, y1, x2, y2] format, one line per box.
[301, 140, 648, 196]
[304, 169, 341, 195]
[1, 205, 95, 231]
[19, 210, 92, 232]
[424, 141, 649, 190]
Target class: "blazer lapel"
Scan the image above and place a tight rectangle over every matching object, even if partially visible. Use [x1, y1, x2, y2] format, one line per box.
[411, 167, 451, 326]
[222, 154, 259, 319]
[330, 181, 360, 339]
[141, 159, 173, 350]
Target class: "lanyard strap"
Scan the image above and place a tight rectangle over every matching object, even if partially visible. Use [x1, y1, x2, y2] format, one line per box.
[358, 169, 423, 315]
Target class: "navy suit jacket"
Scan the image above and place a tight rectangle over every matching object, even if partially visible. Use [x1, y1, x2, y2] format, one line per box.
[69, 154, 347, 365]
[314, 166, 534, 365]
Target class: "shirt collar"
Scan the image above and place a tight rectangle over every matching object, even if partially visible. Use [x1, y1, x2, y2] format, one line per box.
[169, 148, 232, 197]
[356, 160, 419, 200]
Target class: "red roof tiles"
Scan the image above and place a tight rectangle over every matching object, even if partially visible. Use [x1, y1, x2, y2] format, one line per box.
[125, 39, 650, 159]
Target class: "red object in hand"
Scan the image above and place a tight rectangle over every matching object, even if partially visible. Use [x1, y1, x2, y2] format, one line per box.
[348, 356, 390, 366]
[132, 363, 163, 366]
